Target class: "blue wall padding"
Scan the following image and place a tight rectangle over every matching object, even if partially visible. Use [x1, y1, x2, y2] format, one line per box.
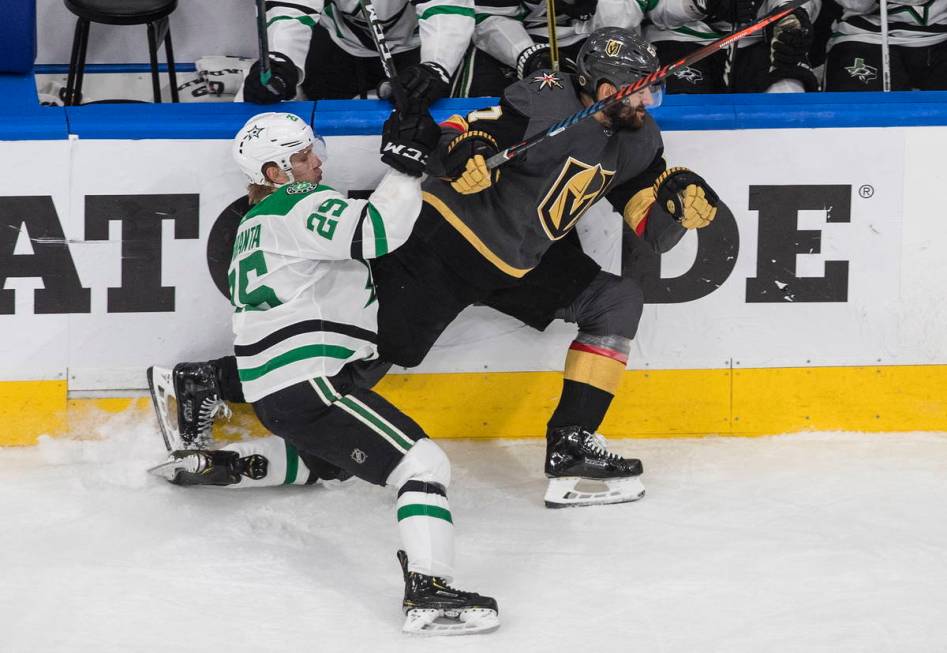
[0, 0, 36, 74]
[0, 74, 68, 140]
[0, 88, 946, 141]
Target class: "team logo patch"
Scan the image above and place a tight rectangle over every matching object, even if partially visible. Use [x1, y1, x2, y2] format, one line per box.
[845, 57, 878, 84]
[351, 448, 367, 464]
[538, 157, 615, 240]
[286, 181, 316, 195]
[605, 39, 624, 57]
[531, 72, 564, 90]
[673, 65, 704, 85]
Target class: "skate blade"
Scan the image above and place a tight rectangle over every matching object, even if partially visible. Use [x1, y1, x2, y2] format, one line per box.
[402, 608, 500, 636]
[147, 366, 184, 452]
[544, 476, 645, 508]
[147, 458, 183, 482]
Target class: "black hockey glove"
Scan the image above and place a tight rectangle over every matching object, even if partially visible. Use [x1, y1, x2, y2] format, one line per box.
[766, 10, 819, 91]
[243, 52, 299, 104]
[699, 0, 761, 24]
[653, 167, 719, 229]
[516, 44, 552, 79]
[380, 98, 441, 177]
[437, 130, 501, 195]
[399, 62, 452, 105]
[558, 0, 598, 21]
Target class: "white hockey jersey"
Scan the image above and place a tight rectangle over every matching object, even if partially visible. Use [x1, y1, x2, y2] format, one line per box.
[229, 172, 422, 402]
[647, 0, 820, 48]
[265, 0, 475, 82]
[829, 0, 947, 48]
[474, 0, 646, 68]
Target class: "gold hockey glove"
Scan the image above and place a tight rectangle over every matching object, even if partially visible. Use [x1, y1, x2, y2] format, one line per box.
[653, 167, 719, 229]
[442, 130, 500, 195]
[452, 154, 497, 195]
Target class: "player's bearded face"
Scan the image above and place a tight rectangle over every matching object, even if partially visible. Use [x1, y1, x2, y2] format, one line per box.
[599, 84, 653, 131]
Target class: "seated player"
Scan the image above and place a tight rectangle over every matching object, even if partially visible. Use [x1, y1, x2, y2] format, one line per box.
[824, 0, 947, 91]
[149, 108, 499, 636]
[456, 0, 645, 97]
[242, 0, 474, 104]
[647, 0, 821, 93]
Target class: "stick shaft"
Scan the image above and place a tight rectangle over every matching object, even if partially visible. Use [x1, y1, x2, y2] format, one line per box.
[360, 0, 409, 108]
[486, 0, 808, 169]
[546, 0, 560, 72]
[255, 0, 276, 90]
[879, 0, 891, 92]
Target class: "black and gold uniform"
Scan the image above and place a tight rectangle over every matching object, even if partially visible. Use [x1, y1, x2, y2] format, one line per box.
[372, 28, 720, 457]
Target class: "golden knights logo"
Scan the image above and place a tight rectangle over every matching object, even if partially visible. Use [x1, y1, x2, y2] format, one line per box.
[538, 157, 615, 240]
[605, 39, 624, 57]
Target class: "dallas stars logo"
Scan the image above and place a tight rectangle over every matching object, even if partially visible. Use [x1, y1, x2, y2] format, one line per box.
[845, 57, 878, 84]
[245, 125, 264, 139]
[531, 72, 563, 91]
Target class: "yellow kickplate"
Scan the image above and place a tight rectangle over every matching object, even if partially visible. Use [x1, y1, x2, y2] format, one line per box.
[3, 365, 947, 446]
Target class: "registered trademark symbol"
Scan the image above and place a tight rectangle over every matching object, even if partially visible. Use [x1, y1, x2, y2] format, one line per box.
[859, 184, 874, 198]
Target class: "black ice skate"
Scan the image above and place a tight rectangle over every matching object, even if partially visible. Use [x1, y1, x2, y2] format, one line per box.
[544, 425, 645, 508]
[398, 550, 499, 636]
[147, 449, 267, 486]
[147, 364, 231, 451]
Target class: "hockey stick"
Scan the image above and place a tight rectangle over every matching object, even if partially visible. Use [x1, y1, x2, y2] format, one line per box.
[546, 0, 560, 72]
[359, 0, 409, 108]
[879, 0, 891, 92]
[254, 0, 279, 93]
[485, 0, 809, 169]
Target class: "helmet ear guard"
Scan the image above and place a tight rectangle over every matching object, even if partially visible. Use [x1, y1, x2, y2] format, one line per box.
[232, 112, 326, 185]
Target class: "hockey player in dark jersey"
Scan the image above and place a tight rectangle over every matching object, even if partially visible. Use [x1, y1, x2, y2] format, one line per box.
[370, 26, 720, 507]
[151, 28, 722, 508]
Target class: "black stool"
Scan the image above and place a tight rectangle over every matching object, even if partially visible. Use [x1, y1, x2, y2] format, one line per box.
[63, 0, 180, 106]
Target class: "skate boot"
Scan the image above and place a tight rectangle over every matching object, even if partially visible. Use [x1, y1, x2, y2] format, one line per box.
[147, 450, 267, 486]
[544, 425, 645, 508]
[398, 550, 499, 636]
[147, 363, 231, 451]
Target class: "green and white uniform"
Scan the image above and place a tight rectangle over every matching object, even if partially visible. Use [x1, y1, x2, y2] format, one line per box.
[829, 0, 947, 47]
[229, 171, 422, 402]
[264, 0, 476, 82]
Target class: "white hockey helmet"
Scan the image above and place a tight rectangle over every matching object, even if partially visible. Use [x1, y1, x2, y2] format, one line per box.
[232, 112, 328, 185]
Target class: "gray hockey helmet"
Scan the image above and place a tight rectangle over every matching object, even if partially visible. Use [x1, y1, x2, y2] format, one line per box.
[576, 28, 663, 102]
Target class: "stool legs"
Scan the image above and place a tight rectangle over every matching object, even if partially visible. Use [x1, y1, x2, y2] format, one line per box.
[164, 29, 179, 103]
[65, 18, 90, 106]
[146, 22, 162, 103]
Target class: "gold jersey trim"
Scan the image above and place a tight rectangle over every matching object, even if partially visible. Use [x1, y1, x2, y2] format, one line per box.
[422, 192, 533, 278]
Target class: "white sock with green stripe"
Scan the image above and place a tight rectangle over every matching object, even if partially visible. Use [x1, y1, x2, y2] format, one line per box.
[221, 437, 312, 487]
[386, 438, 455, 580]
[396, 481, 455, 581]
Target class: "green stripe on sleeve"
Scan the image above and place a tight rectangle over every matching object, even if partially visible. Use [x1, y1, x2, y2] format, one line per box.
[313, 376, 340, 403]
[284, 443, 300, 484]
[267, 15, 318, 28]
[238, 345, 356, 382]
[366, 203, 388, 256]
[419, 6, 475, 20]
[397, 504, 453, 524]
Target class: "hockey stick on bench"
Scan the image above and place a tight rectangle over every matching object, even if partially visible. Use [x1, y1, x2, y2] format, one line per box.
[359, 0, 409, 109]
[485, 0, 809, 169]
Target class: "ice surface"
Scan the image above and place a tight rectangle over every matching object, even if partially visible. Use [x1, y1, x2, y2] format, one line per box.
[2, 415, 947, 653]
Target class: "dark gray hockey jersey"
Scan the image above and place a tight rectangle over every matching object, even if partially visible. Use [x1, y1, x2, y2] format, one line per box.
[421, 72, 681, 279]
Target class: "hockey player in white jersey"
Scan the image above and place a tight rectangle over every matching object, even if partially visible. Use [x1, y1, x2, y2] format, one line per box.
[647, 0, 821, 92]
[242, 0, 474, 103]
[149, 107, 499, 636]
[456, 0, 645, 96]
[824, 0, 947, 90]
